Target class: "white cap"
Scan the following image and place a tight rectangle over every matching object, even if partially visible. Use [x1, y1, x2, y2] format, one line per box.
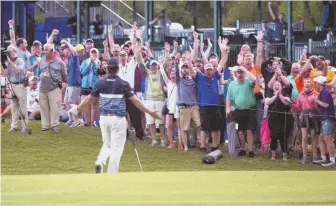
[204, 63, 213, 70]
[313, 76, 327, 85]
[229, 66, 244, 72]
[29, 76, 37, 82]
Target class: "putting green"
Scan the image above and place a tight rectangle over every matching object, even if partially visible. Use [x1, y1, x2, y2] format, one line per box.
[2, 171, 336, 206]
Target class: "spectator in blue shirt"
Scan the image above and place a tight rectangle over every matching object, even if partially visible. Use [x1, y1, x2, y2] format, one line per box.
[260, 20, 274, 42]
[268, 2, 288, 42]
[28, 40, 45, 77]
[8, 19, 31, 69]
[60, 40, 84, 127]
[195, 46, 228, 152]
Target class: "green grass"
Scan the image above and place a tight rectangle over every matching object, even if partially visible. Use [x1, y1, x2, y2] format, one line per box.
[1, 121, 334, 174]
[2, 121, 336, 205]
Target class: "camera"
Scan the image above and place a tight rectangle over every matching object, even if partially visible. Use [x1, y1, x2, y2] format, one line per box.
[1, 47, 10, 69]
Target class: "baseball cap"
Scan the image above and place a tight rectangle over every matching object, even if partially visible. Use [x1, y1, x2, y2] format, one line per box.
[90, 48, 99, 53]
[33, 40, 42, 46]
[291, 63, 300, 68]
[60, 44, 68, 50]
[6, 45, 16, 52]
[75, 44, 85, 52]
[121, 44, 129, 48]
[29, 76, 37, 82]
[313, 76, 327, 85]
[229, 66, 245, 72]
[86, 39, 94, 44]
[180, 61, 189, 68]
[119, 50, 127, 56]
[149, 60, 159, 66]
[204, 63, 213, 70]
[108, 57, 119, 66]
[125, 40, 132, 45]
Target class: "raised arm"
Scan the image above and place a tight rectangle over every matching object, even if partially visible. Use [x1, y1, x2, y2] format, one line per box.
[217, 47, 229, 73]
[159, 62, 170, 85]
[255, 31, 264, 69]
[267, 70, 278, 89]
[191, 31, 199, 62]
[164, 42, 171, 58]
[242, 66, 256, 83]
[61, 39, 77, 55]
[8, 20, 16, 46]
[47, 29, 59, 44]
[171, 40, 178, 57]
[107, 25, 115, 55]
[102, 39, 110, 60]
[134, 43, 148, 77]
[268, 2, 276, 21]
[204, 38, 213, 59]
[217, 37, 229, 73]
[145, 42, 154, 58]
[175, 60, 181, 83]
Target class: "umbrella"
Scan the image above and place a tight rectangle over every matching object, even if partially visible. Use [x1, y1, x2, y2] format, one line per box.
[226, 113, 238, 157]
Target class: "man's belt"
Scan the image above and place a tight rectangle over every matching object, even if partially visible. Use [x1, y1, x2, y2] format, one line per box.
[178, 104, 194, 109]
[100, 113, 118, 116]
[11, 81, 24, 85]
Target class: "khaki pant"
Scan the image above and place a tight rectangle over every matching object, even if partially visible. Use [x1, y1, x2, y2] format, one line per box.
[10, 84, 28, 129]
[39, 88, 62, 130]
[179, 106, 201, 131]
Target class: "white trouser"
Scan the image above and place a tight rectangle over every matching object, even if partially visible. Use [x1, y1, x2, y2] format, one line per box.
[96, 116, 127, 173]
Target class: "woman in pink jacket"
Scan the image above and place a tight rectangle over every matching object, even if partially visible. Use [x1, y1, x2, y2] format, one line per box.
[290, 78, 319, 163]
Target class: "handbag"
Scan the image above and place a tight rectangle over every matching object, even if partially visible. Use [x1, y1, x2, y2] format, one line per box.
[161, 84, 176, 116]
[260, 104, 271, 152]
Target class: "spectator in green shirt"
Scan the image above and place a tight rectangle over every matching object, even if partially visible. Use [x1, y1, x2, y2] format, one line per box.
[226, 66, 257, 158]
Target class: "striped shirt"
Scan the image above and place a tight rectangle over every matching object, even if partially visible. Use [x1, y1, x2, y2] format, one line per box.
[91, 74, 134, 116]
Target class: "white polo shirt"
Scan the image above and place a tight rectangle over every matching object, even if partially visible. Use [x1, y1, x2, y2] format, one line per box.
[117, 57, 137, 89]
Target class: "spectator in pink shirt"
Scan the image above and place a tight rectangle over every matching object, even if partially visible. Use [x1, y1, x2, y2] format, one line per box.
[290, 78, 319, 163]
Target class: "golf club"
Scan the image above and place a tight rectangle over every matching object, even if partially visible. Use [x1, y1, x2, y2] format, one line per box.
[129, 130, 143, 172]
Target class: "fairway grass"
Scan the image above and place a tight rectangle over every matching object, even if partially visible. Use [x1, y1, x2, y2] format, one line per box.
[2, 172, 336, 206]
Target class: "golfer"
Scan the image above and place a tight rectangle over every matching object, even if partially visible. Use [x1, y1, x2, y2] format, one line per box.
[70, 58, 161, 173]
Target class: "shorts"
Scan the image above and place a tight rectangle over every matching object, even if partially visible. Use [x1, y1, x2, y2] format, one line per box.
[64, 87, 81, 104]
[321, 119, 336, 135]
[168, 106, 179, 119]
[179, 105, 201, 131]
[299, 114, 318, 130]
[144, 100, 164, 125]
[232, 108, 257, 132]
[81, 87, 92, 96]
[199, 106, 221, 132]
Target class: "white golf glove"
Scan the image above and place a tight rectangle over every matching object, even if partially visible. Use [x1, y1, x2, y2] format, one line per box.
[69, 105, 79, 116]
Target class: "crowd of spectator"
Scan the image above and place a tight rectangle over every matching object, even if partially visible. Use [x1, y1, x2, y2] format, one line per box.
[1, 17, 336, 168]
